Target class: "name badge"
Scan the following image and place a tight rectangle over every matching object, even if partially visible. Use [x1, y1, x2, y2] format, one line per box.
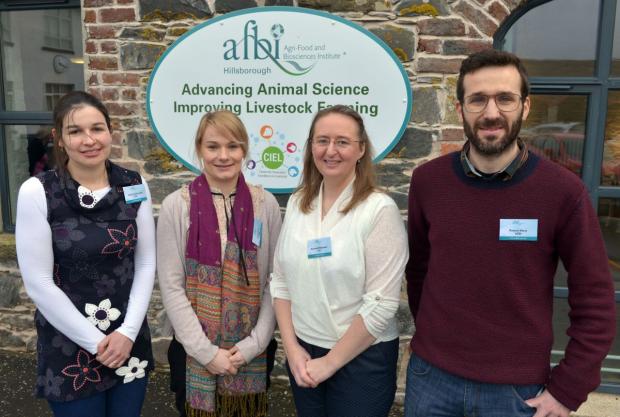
[499, 219, 538, 241]
[123, 184, 147, 204]
[307, 237, 332, 259]
[252, 219, 263, 247]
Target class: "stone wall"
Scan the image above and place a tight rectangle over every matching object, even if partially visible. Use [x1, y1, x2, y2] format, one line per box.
[82, 0, 525, 207]
[0, 0, 527, 406]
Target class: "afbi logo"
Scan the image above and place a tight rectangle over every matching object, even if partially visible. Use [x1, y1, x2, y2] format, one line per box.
[222, 20, 314, 76]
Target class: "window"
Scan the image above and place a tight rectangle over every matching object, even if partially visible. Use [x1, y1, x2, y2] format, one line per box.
[1, 12, 11, 44]
[4, 80, 13, 110]
[496, 0, 620, 393]
[0, 1, 82, 231]
[44, 83, 73, 111]
[44, 9, 73, 51]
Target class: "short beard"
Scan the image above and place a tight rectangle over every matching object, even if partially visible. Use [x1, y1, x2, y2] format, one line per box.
[464, 109, 523, 156]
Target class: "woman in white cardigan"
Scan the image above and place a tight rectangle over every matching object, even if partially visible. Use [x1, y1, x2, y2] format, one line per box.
[157, 110, 281, 417]
[271, 105, 408, 417]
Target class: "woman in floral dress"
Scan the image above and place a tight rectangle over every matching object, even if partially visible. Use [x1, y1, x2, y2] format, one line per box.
[15, 91, 155, 417]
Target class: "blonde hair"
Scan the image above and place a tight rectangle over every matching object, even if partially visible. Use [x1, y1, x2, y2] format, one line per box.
[297, 105, 377, 214]
[194, 110, 249, 167]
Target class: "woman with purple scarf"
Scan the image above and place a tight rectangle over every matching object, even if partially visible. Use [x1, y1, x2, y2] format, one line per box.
[157, 110, 282, 417]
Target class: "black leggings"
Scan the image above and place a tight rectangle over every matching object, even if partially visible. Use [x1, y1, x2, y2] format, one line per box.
[167, 336, 278, 417]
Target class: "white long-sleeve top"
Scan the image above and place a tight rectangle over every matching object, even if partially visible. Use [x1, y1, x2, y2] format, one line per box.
[270, 181, 408, 348]
[15, 176, 156, 354]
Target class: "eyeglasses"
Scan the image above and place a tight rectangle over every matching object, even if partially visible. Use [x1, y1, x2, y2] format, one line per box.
[463, 92, 523, 113]
[311, 138, 361, 149]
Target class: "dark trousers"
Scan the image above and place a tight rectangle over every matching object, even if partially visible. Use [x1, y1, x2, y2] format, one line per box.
[168, 336, 277, 417]
[48, 376, 148, 417]
[287, 338, 399, 417]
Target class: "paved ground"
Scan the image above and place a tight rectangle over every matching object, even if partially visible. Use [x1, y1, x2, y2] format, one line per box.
[0, 350, 403, 417]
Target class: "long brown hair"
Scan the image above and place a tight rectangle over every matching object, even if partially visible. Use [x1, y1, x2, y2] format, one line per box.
[297, 105, 377, 214]
[52, 91, 112, 171]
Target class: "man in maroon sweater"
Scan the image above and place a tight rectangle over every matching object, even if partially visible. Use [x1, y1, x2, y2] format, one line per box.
[405, 50, 616, 417]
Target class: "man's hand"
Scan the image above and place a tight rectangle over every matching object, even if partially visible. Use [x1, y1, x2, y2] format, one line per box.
[525, 390, 570, 417]
[285, 343, 316, 388]
[96, 331, 133, 368]
[305, 356, 338, 386]
[206, 348, 238, 376]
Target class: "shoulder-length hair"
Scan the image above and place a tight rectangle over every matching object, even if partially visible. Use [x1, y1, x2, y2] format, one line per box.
[297, 105, 377, 215]
[193, 110, 249, 169]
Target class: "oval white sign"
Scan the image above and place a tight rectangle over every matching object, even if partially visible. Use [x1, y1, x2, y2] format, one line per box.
[147, 6, 412, 193]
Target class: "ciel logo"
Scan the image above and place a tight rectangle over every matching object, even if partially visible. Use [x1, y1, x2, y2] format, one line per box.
[223, 20, 313, 75]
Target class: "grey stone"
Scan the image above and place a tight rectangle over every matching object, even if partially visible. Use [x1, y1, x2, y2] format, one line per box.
[396, 300, 415, 334]
[119, 27, 166, 42]
[395, 0, 449, 16]
[214, 0, 257, 12]
[376, 163, 410, 188]
[411, 87, 442, 124]
[149, 310, 169, 337]
[274, 193, 291, 209]
[298, 0, 375, 13]
[369, 25, 416, 62]
[0, 327, 27, 349]
[120, 43, 166, 71]
[139, 0, 212, 20]
[2, 314, 33, 329]
[386, 190, 409, 210]
[127, 131, 160, 160]
[443, 39, 492, 56]
[148, 177, 191, 203]
[391, 127, 433, 159]
[120, 117, 141, 130]
[0, 274, 21, 308]
[265, 0, 294, 5]
[151, 337, 171, 367]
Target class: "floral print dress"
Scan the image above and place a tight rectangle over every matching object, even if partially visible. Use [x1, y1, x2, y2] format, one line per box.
[34, 163, 153, 402]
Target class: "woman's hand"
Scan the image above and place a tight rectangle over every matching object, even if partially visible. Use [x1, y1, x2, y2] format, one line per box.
[229, 345, 247, 368]
[206, 348, 238, 376]
[96, 331, 133, 368]
[305, 355, 338, 386]
[286, 342, 316, 388]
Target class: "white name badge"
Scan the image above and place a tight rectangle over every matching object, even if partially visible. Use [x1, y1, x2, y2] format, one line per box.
[123, 184, 147, 204]
[252, 219, 263, 247]
[499, 219, 538, 241]
[307, 237, 332, 259]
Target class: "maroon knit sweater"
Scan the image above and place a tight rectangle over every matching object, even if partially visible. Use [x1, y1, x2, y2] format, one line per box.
[406, 151, 616, 411]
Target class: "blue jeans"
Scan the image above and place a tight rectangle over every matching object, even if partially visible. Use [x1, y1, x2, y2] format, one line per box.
[287, 338, 399, 417]
[48, 376, 148, 417]
[405, 354, 543, 417]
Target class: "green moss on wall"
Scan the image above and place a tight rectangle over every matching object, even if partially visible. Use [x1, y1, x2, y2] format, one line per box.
[139, 28, 164, 41]
[145, 148, 184, 173]
[142, 10, 198, 23]
[0, 233, 16, 264]
[393, 47, 408, 62]
[168, 27, 189, 37]
[399, 4, 439, 17]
